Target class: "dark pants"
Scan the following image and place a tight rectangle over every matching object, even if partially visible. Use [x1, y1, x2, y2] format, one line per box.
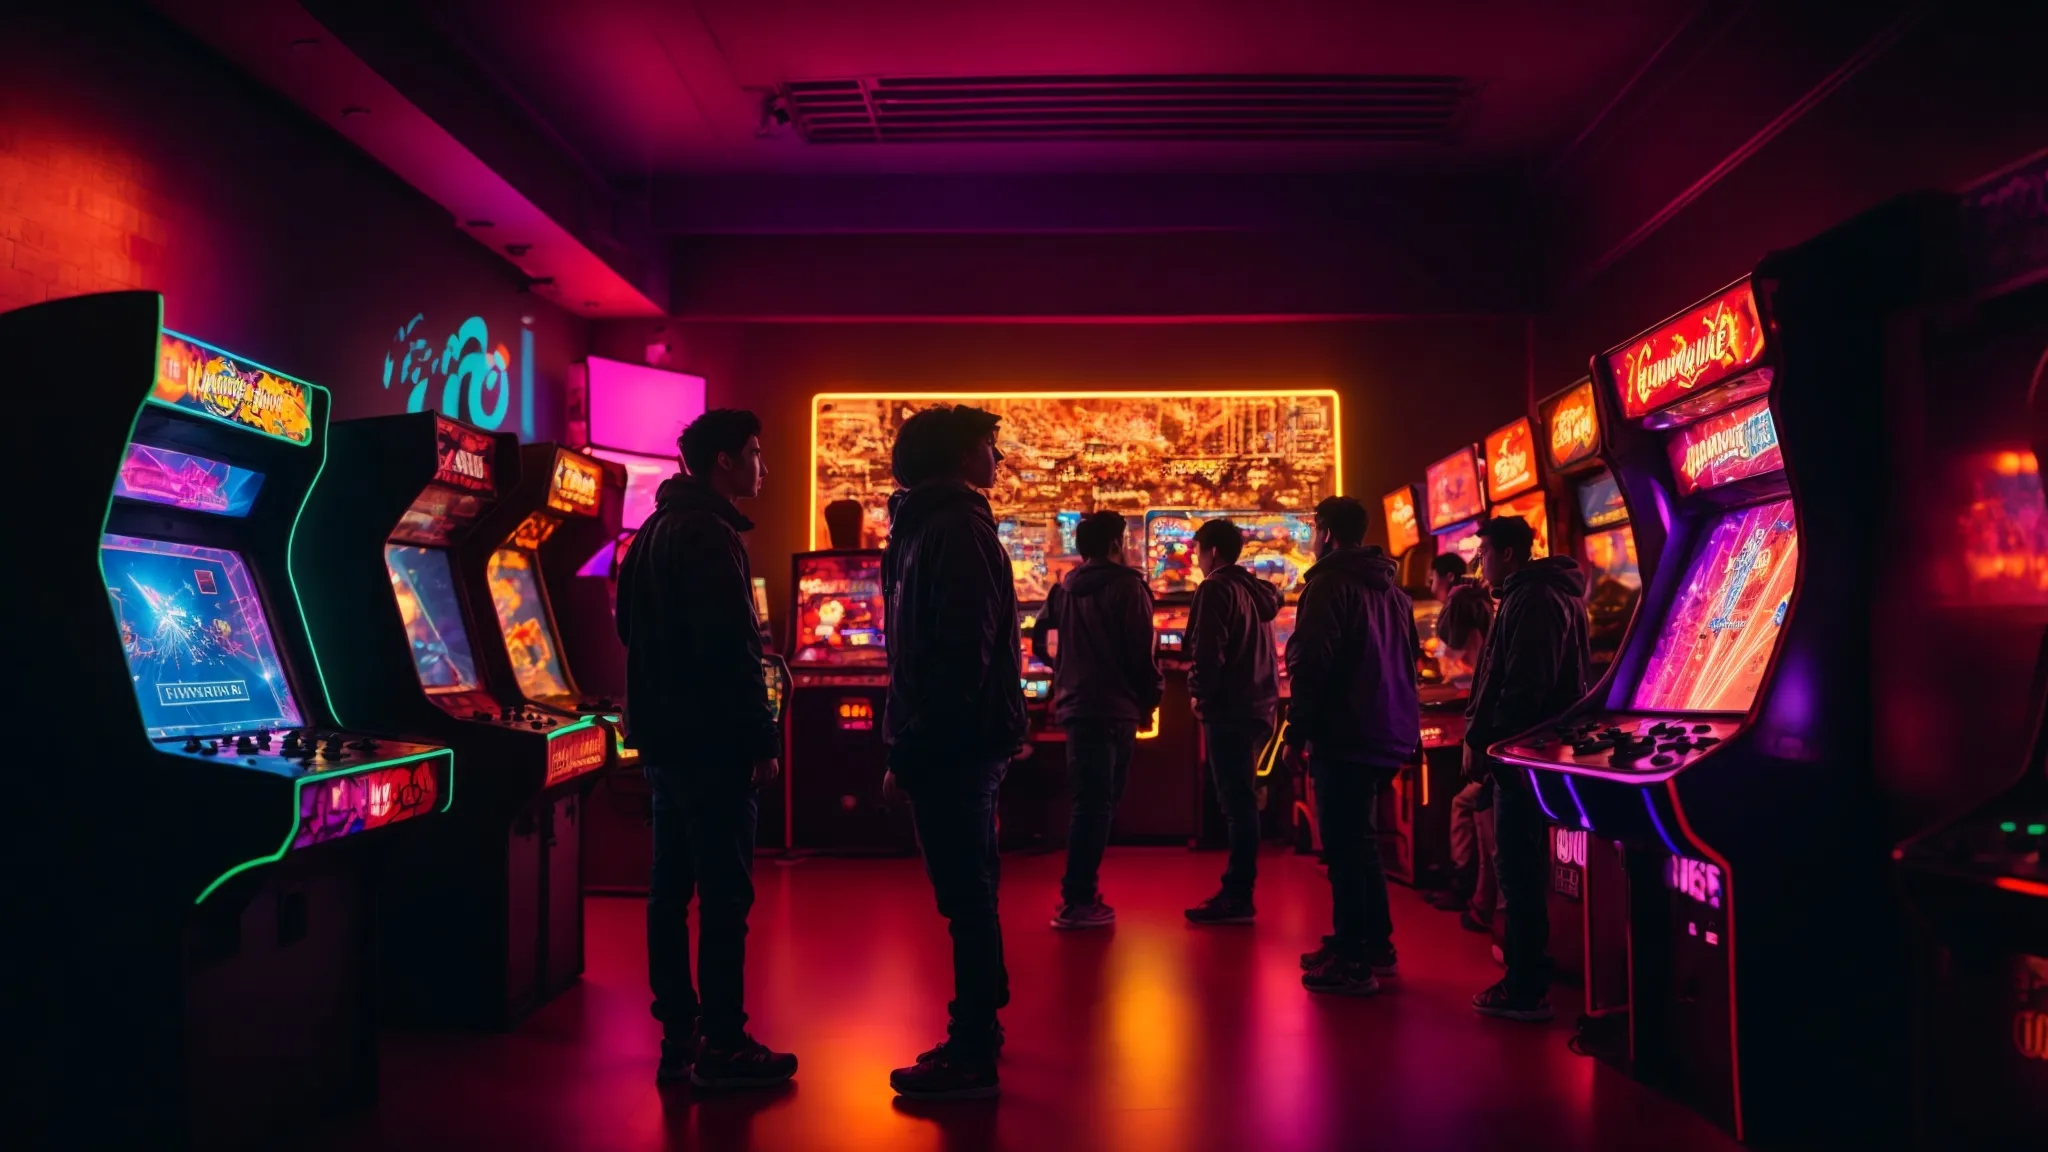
[1203, 718, 1272, 900]
[906, 760, 1011, 1058]
[1491, 765, 1553, 996]
[646, 761, 759, 1046]
[1060, 719, 1136, 906]
[1310, 753, 1396, 959]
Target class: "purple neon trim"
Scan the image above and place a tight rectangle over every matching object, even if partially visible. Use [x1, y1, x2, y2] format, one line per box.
[1642, 790, 1682, 855]
[1562, 773, 1595, 832]
[1526, 768, 1563, 822]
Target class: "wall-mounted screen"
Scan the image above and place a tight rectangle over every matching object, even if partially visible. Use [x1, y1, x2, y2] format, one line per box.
[1631, 499, 1798, 713]
[487, 548, 574, 702]
[114, 443, 264, 517]
[790, 552, 887, 667]
[102, 534, 302, 739]
[583, 358, 707, 459]
[385, 544, 482, 694]
[1426, 447, 1486, 531]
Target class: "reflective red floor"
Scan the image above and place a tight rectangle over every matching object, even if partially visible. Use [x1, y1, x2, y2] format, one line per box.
[317, 847, 1741, 1152]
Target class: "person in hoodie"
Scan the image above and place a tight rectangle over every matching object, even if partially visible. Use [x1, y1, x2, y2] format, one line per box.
[879, 404, 1026, 1101]
[1182, 518, 1284, 925]
[1029, 510, 1162, 930]
[1424, 552, 1499, 919]
[1462, 514, 1590, 1024]
[614, 408, 798, 1091]
[1283, 496, 1422, 996]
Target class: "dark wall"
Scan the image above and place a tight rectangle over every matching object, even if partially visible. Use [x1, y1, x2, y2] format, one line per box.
[593, 316, 1530, 611]
[0, 2, 587, 438]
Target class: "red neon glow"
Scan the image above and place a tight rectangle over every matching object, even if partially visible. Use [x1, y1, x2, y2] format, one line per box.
[1632, 499, 1797, 713]
[545, 725, 609, 787]
[1948, 450, 2047, 606]
[1492, 490, 1551, 559]
[1485, 418, 1540, 501]
[434, 417, 495, 493]
[1383, 487, 1421, 555]
[1425, 447, 1485, 531]
[791, 553, 887, 667]
[294, 760, 442, 849]
[1545, 380, 1600, 469]
[1994, 876, 2048, 899]
[1667, 398, 1782, 496]
[1608, 282, 1768, 419]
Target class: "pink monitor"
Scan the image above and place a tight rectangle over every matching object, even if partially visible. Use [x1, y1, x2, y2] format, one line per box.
[584, 358, 707, 458]
[1631, 498, 1798, 713]
[589, 448, 678, 531]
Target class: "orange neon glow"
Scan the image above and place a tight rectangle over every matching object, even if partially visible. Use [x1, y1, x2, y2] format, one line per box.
[1425, 446, 1485, 531]
[547, 448, 605, 516]
[1607, 281, 1768, 419]
[808, 390, 1343, 550]
[1383, 486, 1421, 555]
[1544, 380, 1600, 470]
[1947, 449, 2047, 605]
[1484, 418, 1539, 502]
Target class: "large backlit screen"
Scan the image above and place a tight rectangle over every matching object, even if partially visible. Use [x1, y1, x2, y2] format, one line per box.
[386, 544, 482, 693]
[487, 548, 574, 701]
[1631, 499, 1798, 713]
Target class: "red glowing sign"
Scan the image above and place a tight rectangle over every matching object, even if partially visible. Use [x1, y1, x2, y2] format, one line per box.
[293, 759, 442, 849]
[1607, 282, 1768, 419]
[1383, 486, 1421, 555]
[1493, 490, 1551, 559]
[547, 450, 605, 516]
[1545, 380, 1600, 469]
[546, 724, 610, 786]
[1485, 418, 1540, 502]
[434, 417, 495, 494]
[1425, 447, 1485, 531]
[1667, 398, 1783, 497]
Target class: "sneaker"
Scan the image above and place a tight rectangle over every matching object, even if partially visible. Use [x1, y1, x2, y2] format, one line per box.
[1459, 910, 1491, 934]
[1364, 948, 1398, 977]
[690, 1034, 798, 1089]
[1051, 901, 1116, 929]
[1472, 979, 1554, 1023]
[655, 1033, 697, 1085]
[1301, 955, 1381, 997]
[917, 1023, 1005, 1064]
[1184, 893, 1256, 925]
[1300, 935, 1338, 970]
[890, 1048, 1000, 1101]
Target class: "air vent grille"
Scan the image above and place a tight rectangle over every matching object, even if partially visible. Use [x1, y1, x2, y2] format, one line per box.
[780, 74, 1469, 145]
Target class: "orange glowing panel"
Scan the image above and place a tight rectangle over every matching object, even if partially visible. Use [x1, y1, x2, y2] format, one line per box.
[1484, 418, 1540, 502]
[808, 391, 1341, 549]
[1425, 446, 1485, 531]
[546, 449, 604, 516]
[1383, 486, 1421, 555]
[545, 724, 610, 786]
[1493, 490, 1551, 559]
[1608, 281, 1769, 420]
[1632, 499, 1798, 713]
[1544, 380, 1600, 470]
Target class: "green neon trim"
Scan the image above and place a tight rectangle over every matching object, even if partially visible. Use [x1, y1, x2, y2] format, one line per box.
[546, 715, 604, 741]
[152, 330, 315, 446]
[283, 383, 346, 726]
[192, 748, 454, 905]
[2003, 821, 2020, 833]
[2029, 824, 2046, 836]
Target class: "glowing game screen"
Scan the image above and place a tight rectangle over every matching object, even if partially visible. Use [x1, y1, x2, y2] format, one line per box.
[1383, 486, 1421, 555]
[114, 444, 264, 516]
[1631, 499, 1798, 713]
[102, 534, 303, 740]
[1946, 450, 2048, 606]
[487, 548, 575, 702]
[1426, 447, 1486, 531]
[1667, 398, 1782, 497]
[385, 544, 482, 693]
[1485, 418, 1540, 502]
[393, 485, 491, 548]
[999, 518, 1057, 603]
[1577, 471, 1629, 530]
[1145, 510, 1314, 596]
[1019, 609, 1053, 675]
[1492, 490, 1552, 559]
[1583, 527, 1642, 591]
[1544, 380, 1600, 470]
[791, 552, 887, 667]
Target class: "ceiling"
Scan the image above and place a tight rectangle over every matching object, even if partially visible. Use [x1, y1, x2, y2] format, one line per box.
[415, 0, 1706, 176]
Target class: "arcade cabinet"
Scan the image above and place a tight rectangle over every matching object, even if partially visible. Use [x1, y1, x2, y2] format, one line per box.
[34, 293, 454, 1150]
[292, 413, 614, 1028]
[785, 548, 910, 852]
[1492, 198, 1946, 1143]
[1891, 161, 2048, 1147]
[1121, 511, 1208, 843]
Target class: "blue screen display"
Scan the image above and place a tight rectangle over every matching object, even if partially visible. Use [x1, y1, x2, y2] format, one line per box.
[385, 544, 482, 693]
[102, 534, 303, 739]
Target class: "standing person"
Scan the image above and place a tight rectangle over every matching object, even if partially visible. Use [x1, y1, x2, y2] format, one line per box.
[1429, 553, 1492, 689]
[1462, 515, 1589, 1023]
[1182, 518, 1283, 925]
[1029, 510, 1162, 930]
[1424, 553, 1497, 918]
[615, 409, 798, 1090]
[1284, 497, 1422, 995]
[879, 405, 1027, 1101]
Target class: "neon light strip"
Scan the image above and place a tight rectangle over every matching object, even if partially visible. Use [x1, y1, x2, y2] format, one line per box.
[1994, 876, 2048, 898]
[193, 749, 452, 904]
[1562, 773, 1594, 832]
[1526, 769, 1562, 822]
[1642, 790, 1682, 855]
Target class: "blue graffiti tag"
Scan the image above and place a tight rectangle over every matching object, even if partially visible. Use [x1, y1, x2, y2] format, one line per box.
[383, 314, 514, 431]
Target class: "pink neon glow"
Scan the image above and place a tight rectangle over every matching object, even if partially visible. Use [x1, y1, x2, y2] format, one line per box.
[585, 357, 706, 458]
[114, 443, 264, 516]
[1632, 499, 1798, 713]
[589, 447, 677, 530]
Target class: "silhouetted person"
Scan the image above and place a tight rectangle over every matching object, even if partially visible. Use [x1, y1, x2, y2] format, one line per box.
[1182, 518, 1282, 925]
[616, 408, 797, 1089]
[1029, 509, 1161, 929]
[1425, 551, 1498, 921]
[824, 497, 866, 550]
[880, 405, 1025, 1100]
[1285, 496, 1421, 995]
[1463, 516, 1589, 1023]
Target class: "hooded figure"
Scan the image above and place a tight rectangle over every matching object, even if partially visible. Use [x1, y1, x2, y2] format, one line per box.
[1186, 563, 1284, 726]
[1284, 545, 1422, 768]
[1034, 559, 1162, 727]
[1463, 555, 1591, 756]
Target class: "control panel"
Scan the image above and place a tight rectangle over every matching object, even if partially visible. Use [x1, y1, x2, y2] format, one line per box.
[463, 703, 572, 733]
[1496, 713, 1744, 778]
[169, 728, 445, 778]
[1904, 807, 2048, 888]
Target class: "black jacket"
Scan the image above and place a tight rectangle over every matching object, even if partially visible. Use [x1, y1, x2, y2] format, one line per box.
[1283, 547, 1421, 767]
[1186, 563, 1283, 726]
[881, 480, 1028, 768]
[1031, 560, 1162, 726]
[615, 477, 776, 764]
[1465, 556, 1592, 755]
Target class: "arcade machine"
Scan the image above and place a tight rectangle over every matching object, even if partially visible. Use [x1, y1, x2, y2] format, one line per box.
[1125, 511, 1209, 843]
[33, 294, 455, 1150]
[1492, 198, 1945, 1143]
[293, 412, 615, 1029]
[1891, 160, 2048, 1147]
[784, 548, 909, 852]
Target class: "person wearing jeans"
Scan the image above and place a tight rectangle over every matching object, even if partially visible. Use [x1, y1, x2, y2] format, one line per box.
[644, 763, 757, 1068]
[1180, 518, 1283, 925]
[1282, 496, 1422, 995]
[1029, 510, 1161, 929]
[901, 757, 1011, 1064]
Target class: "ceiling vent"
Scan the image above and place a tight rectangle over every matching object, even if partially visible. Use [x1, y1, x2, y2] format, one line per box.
[778, 74, 1469, 145]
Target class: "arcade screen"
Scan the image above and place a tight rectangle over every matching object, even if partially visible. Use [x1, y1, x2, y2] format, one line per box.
[1145, 510, 1314, 596]
[1414, 600, 1445, 682]
[1272, 603, 1298, 657]
[393, 484, 491, 548]
[1577, 471, 1629, 530]
[487, 548, 575, 702]
[1631, 498, 1798, 713]
[1435, 520, 1481, 566]
[791, 552, 887, 667]
[1154, 604, 1191, 654]
[1018, 609, 1053, 675]
[999, 517, 1057, 603]
[1426, 447, 1486, 531]
[1492, 491, 1552, 559]
[385, 544, 482, 693]
[114, 443, 264, 517]
[102, 534, 303, 740]
[752, 576, 772, 630]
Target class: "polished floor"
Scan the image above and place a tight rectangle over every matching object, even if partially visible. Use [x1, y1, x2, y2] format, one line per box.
[316, 847, 1742, 1152]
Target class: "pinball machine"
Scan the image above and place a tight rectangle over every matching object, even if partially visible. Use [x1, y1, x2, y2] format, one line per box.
[784, 548, 910, 853]
[1491, 197, 1947, 1143]
[28, 293, 454, 1150]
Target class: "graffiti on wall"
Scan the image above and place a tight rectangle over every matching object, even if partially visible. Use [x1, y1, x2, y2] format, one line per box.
[383, 314, 515, 431]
